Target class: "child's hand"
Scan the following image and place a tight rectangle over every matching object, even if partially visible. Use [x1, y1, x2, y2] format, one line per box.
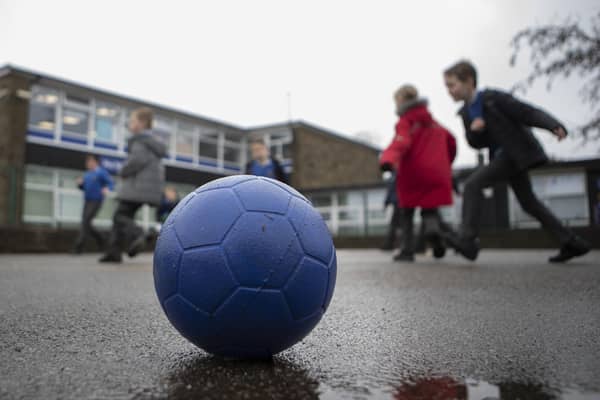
[102, 187, 110, 196]
[470, 118, 486, 132]
[76, 177, 83, 186]
[553, 126, 567, 141]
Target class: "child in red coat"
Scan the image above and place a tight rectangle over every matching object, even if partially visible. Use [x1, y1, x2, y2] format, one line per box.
[381, 85, 457, 261]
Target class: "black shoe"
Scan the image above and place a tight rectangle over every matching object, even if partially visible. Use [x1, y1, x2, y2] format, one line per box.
[444, 232, 480, 261]
[393, 251, 415, 262]
[549, 237, 591, 263]
[99, 253, 122, 263]
[429, 235, 446, 259]
[127, 235, 146, 258]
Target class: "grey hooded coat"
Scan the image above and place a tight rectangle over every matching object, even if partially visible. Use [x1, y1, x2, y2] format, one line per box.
[117, 131, 167, 206]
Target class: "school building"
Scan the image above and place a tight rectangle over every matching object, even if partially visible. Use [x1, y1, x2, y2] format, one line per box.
[0, 64, 598, 251]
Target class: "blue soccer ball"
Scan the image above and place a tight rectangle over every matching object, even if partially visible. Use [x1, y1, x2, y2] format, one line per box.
[153, 175, 337, 358]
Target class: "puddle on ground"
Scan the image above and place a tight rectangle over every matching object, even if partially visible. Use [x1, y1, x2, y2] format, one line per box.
[155, 355, 599, 400]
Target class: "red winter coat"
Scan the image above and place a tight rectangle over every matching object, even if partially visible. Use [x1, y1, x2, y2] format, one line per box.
[380, 103, 456, 209]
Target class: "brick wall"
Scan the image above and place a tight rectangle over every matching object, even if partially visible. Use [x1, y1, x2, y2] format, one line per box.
[291, 124, 382, 190]
[0, 72, 30, 226]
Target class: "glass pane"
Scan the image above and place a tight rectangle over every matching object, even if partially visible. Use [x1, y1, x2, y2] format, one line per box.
[176, 130, 195, 157]
[199, 140, 218, 159]
[338, 225, 364, 237]
[224, 145, 240, 163]
[58, 169, 82, 189]
[367, 189, 386, 208]
[62, 107, 89, 136]
[25, 166, 53, 186]
[282, 142, 293, 159]
[28, 103, 56, 131]
[310, 194, 332, 207]
[66, 94, 89, 106]
[339, 209, 361, 221]
[59, 192, 83, 219]
[97, 197, 117, 221]
[24, 189, 53, 217]
[95, 102, 120, 142]
[31, 87, 59, 105]
[338, 191, 364, 207]
[547, 196, 588, 220]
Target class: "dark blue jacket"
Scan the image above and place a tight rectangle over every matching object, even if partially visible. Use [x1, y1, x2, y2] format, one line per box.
[79, 167, 114, 201]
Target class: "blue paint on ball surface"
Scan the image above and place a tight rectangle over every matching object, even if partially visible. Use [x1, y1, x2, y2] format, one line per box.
[153, 175, 337, 359]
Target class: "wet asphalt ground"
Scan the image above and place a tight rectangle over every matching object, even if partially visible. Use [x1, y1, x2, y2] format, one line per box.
[0, 249, 599, 400]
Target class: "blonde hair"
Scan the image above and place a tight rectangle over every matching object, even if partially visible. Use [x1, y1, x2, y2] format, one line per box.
[394, 85, 419, 102]
[132, 107, 154, 130]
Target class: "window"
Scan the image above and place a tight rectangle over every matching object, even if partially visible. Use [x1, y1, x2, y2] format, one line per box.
[28, 86, 58, 132]
[176, 122, 196, 159]
[310, 194, 332, 208]
[153, 116, 174, 157]
[509, 172, 589, 228]
[282, 142, 293, 159]
[199, 131, 220, 161]
[58, 192, 83, 221]
[24, 189, 53, 219]
[62, 108, 89, 137]
[224, 143, 241, 164]
[95, 102, 121, 143]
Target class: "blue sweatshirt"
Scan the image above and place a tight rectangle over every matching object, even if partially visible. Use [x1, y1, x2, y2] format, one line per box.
[79, 167, 114, 201]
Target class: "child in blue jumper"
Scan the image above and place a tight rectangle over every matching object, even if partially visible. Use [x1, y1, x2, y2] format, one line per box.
[73, 154, 114, 253]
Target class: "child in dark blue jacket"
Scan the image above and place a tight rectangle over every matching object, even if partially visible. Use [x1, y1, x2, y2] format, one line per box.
[73, 154, 114, 253]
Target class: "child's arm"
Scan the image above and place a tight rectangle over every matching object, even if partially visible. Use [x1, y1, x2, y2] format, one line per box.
[492, 90, 566, 136]
[380, 119, 412, 170]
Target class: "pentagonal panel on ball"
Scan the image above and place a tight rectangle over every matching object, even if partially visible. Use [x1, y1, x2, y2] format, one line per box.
[286, 197, 333, 264]
[174, 189, 242, 249]
[179, 247, 238, 314]
[233, 179, 291, 214]
[223, 213, 303, 288]
[213, 288, 295, 351]
[283, 257, 329, 320]
[261, 177, 310, 203]
[195, 175, 257, 194]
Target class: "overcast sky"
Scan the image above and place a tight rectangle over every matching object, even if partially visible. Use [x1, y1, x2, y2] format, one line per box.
[1, 0, 598, 167]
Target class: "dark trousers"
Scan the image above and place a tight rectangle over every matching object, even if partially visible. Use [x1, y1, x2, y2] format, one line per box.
[383, 205, 402, 247]
[75, 200, 104, 251]
[105, 200, 144, 256]
[461, 154, 573, 244]
[401, 208, 445, 254]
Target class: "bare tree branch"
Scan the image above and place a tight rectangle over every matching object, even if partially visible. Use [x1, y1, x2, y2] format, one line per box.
[510, 12, 600, 141]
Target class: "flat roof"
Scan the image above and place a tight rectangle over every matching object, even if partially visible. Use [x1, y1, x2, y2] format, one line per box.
[1, 63, 382, 151]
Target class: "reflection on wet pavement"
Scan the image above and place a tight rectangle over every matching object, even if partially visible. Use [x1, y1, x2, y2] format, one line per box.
[391, 376, 600, 400]
[156, 357, 600, 400]
[158, 352, 319, 399]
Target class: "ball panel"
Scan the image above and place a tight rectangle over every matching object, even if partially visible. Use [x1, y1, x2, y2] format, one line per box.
[276, 309, 324, 354]
[233, 179, 291, 214]
[287, 197, 334, 264]
[174, 189, 243, 249]
[164, 191, 196, 228]
[223, 213, 303, 288]
[179, 247, 239, 314]
[213, 288, 295, 353]
[195, 175, 257, 194]
[153, 224, 183, 303]
[323, 251, 337, 310]
[283, 257, 329, 320]
[163, 294, 217, 349]
[258, 177, 310, 203]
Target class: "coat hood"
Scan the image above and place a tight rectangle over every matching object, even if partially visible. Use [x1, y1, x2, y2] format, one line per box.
[129, 131, 167, 158]
[398, 98, 433, 124]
